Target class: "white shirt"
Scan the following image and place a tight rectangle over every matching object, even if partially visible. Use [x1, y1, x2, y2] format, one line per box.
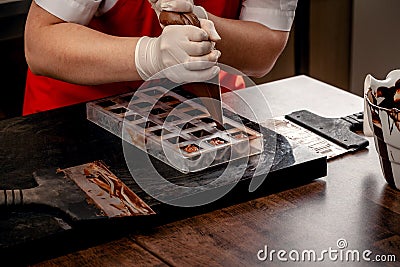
[240, 0, 297, 31]
[34, 0, 297, 31]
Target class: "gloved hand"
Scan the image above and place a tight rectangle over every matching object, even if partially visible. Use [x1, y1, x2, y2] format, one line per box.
[135, 20, 221, 83]
[148, 0, 208, 21]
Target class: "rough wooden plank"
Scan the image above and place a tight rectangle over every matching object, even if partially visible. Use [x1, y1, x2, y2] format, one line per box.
[131, 189, 331, 266]
[32, 238, 167, 267]
[132, 178, 399, 266]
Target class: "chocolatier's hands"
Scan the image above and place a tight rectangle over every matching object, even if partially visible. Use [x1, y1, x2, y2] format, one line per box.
[148, 0, 208, 21]
[199, 19, 220, 43]
[135, 24, 221, 83]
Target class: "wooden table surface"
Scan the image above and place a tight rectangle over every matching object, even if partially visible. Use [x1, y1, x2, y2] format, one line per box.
[32, 76, 400, 266]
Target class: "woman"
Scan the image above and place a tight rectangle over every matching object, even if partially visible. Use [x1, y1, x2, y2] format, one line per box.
[23, 0, 297, 115]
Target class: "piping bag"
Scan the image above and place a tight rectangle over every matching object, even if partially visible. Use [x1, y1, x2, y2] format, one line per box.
[159, 11, 224, 130]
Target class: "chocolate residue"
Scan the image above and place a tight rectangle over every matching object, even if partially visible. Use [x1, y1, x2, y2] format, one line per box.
[388, 110, 400, 134]
[159, 11, 201, 28]
[208, 138, 225, 146]
[374, 79, 400, 109]
[84, 161, 155, 215]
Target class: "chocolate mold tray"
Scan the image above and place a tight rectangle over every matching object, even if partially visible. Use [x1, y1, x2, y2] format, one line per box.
[86, 86, 263, 173]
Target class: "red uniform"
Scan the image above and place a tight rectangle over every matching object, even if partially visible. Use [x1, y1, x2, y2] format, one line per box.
[23, 0, 244, 115]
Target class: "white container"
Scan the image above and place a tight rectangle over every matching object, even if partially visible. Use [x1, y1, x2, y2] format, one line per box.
[365, 70, 400, 189]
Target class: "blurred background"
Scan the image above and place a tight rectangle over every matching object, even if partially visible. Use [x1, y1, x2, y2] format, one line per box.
[1, 0, 400, 120]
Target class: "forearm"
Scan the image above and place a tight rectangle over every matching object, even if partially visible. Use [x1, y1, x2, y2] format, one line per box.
[25, 2, 141, 85]
[208, 13, 289, 78]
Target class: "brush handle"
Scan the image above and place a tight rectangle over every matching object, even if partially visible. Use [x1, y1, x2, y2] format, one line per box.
[1, 189, 24, 206]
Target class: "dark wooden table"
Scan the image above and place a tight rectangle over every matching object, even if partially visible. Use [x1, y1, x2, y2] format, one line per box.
[7, 76, 400, 266]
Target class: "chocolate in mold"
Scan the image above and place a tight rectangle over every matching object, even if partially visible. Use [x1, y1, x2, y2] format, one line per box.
[208, 137, 226, 146]
[159, 11, 201, 28]
[182, 144, 200, 153]
[87, 87, 264, 173]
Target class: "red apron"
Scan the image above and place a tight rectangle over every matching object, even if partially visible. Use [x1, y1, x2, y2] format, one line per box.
[23, 0, 244, 115]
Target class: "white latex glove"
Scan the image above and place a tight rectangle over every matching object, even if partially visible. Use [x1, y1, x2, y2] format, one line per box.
[199, 19, 219, 47]
[148, 0, 208, 20]
[135, 22, 221, 83]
